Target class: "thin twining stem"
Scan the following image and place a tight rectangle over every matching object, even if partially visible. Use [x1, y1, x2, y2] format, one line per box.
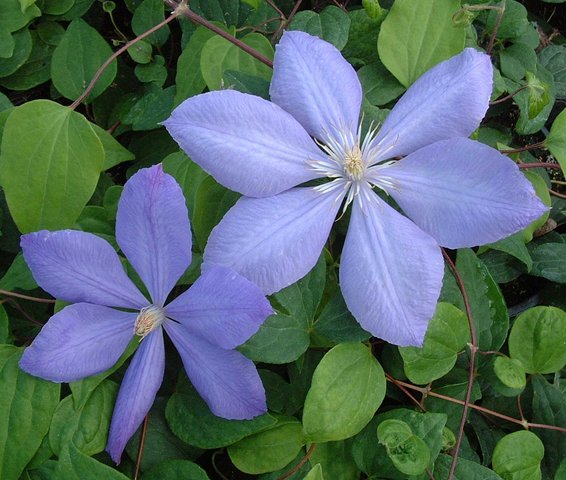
[0, 288, 56, 304]
[386, 375, 566, 434]
[70, 3, 184, 109]
[163, 0, 273, 68]
[276, 443, 317, 480]
[442, 249, 478, 480]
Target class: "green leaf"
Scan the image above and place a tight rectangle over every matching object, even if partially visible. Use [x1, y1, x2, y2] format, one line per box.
[508, 306, 566, 374]
[200, 32, 273, 91]
[530, 243, 566, 283]
[0, 345, 60, 480]
[143, 460, 210, 480]
[500, 43, 537, 82]
[521, 171, 551, 242]
[127, 39, 152, 64]
[191, 175, 239, 251]
[228, 418, 304, 474]
[492, 431, 544, 480]
[174, 25, 220, 105]
[135, 55, 167, 86]
[308, 440, 359, 480]
[51, 18, 117, 102]
[303, 464, 324, 480]
[49, 380, 117, 456]
[531, 375, 566, 478]
[223, 70, 270, 99]
[341, 9, 381, 67]
[0, 253, 37, 291]
[441, 249, 509, 352]
[0, 306, 8, 343]
[493, 356, 526, 390]
[289, 6, 351, 50]
[240, 254, 326, 364]
[0, 100, 104, 233]
[545, 108, 566, 174]
[399, 302, 469, 385]
[42, 0, 75, 15]
[488, 232, 532, 271]
[313, 290, 371, 344]
[514, 65, 555, 135]
[36, 21, 65, 46]
[125, 398, 202, 472]
[538, 45, 566, 99]
[55, 443, 129, 479]
[302, 343, 385, 442]
[90, 123, 135, 171]
[525, 71, 551, 118]
[377, 0, 465, 87]
[165, 387, 277, 449]
[377, 419, 430, 476]
[357, 61, 405, 106]
[0, 27, 32, 78]
[483, 0, 529, 40]
[0, 0, 40, 38]
[434, 453, 503, 479]
[131, 0, 169, 47]
[0, 32, 54, 91]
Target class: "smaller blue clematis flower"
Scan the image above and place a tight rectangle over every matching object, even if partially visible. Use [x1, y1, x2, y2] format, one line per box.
[165, 31, 547, 347]
[19, 164, 272, 463]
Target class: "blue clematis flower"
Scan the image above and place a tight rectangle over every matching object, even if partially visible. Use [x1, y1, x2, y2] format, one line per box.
[19, 164, 271, 463]
[164, 31, 546, 347]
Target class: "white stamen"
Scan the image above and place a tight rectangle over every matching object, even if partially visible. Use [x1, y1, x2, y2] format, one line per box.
[134, 305, 166, 339]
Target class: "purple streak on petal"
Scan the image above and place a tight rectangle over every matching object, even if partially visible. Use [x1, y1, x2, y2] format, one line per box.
[164, 90, 325, 198]
[106, 328, 165, 464]
[203, 186, 343, 295]
[382, 138, 549, 248]
[165, 321, 266, 419]
[270, 31, 362, 142]
[165, 265, 272, 349]
[339, 186, 444, 347]
[21, 230, 147, 309]
[19, 303, 135, 382]
[116, 165, 192, 307]
[371, 48, 493, 162]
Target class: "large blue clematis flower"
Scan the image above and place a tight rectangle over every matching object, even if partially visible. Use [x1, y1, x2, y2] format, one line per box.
[19, 164, 271, 463]
[165, 31, 546, 347]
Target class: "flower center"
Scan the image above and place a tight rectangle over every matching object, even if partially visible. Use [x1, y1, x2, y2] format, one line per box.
[134, 305, 166, 339]
[343, 144, 365, 181]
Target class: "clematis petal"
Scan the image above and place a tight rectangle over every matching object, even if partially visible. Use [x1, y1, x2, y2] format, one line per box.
[106, 328, 165, 464]
[19, 303, 136, 382]
[371, 48, 493, 162]
[21, 230, 147, 309]
[165, 266, 273, 349]
[270, 30, 362, 142]
[164, 90, 325, 197]
[165, 321, 266, 419]
[339, 186, 444, 347]
[116, 165, 192, 307]
[203, 186, 344, 295]
[381, 138, 548, 248]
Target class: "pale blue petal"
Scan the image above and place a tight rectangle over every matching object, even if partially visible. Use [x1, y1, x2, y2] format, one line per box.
[21, 230, 147, 309]
[164, 90, 325, 197]
[371, 48, 493, 162]
[165, 322, 266, 419]
[270, 30, 362, 142]
[165, 266, 273, 349]
[19, 303, 135, 382]
[106, 328, 165, 464]
[203, 186, 344, 294]
[339, 187, 444, 346]
[116, 165, 192, 307]
[382, 138, 549, 248]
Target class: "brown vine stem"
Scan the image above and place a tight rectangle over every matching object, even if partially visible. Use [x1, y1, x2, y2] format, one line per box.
[486, 0, 506, 55]
[133, 414, 150, 480]
[490, 85, 530, 105]
[0, 288, 56, 304]
[163, 0, 273, 68]
[386, 376, 566, 433]
[499, 141, 546, 154]
[70, 4, 185, 110]
[550, 189, 566, 199]
[517, 162, 561, 170]
[442, 249, 478, 480]
[276, 443, 317, 480]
